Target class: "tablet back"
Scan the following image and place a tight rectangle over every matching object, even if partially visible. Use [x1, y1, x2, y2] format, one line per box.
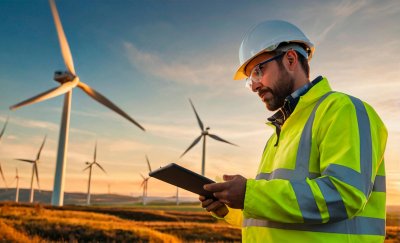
[149, 163, 216, 200]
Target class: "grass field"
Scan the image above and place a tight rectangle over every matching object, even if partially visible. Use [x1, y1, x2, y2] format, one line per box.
[0, 202, 241, 242]
[0, 202, 399, 242]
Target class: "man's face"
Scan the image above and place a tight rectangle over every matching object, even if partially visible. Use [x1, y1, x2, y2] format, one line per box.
[245, 53, 294, 111]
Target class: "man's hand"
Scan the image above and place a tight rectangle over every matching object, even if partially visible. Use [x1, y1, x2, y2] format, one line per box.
[203, 174, 247, 209]
[199, 196, 228, 218]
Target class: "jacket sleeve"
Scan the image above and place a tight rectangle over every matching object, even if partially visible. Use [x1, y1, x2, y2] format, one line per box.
[242, 96, 387, 224]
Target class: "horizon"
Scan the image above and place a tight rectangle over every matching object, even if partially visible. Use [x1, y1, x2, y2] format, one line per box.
[0, 0, 399, 206]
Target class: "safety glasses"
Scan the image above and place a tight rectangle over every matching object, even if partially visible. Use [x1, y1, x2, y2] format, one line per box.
[245, 53, 285, 89]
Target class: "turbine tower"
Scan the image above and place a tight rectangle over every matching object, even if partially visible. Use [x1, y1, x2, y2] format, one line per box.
[13, 168, 20, 203]
[140, 155, 152, 205]
[180, 99, 237, 176]
[10, 0, 145, 206]
[15, 136, 46, 203]
[83, 141, 107, 205]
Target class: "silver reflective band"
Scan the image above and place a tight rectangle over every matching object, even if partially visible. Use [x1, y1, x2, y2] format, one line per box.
[256, 171, 385, 192]
[242, 216, 385, 235]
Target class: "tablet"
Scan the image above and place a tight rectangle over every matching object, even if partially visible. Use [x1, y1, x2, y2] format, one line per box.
[149, 163, 217, 200]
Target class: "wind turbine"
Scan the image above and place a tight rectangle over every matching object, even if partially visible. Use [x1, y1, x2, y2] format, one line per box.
[83, 141, 107, 206]
[12, 168, 20, 203]
[139, 155, 152, 205]
[180, 99, 237, 176]
[15, 136, 47, 203]
[9, 0, 145, 206]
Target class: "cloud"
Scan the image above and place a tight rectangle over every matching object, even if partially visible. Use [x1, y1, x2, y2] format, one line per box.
[313, 0, 367, 44]
[123, 41, 235, 89]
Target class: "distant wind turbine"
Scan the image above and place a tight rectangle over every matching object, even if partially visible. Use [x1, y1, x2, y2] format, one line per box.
[13, 168, 20, 203]
[83, 141, 107, 206]
[180, 99, 237, 176]
[15, 136, 46, 203]
[139, 155, 152, 205]
[9, 0, 145, 206]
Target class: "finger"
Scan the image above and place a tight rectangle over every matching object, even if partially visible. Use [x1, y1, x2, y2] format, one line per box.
[203, 182, 228, 192]
[199, 195, 206, 201]
[223, 174, 237, 181]
[201, 198, 214, 208]
[205, 201, 224, 212]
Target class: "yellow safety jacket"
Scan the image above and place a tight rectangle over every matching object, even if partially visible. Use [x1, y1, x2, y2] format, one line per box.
[222, 77, 387, 242]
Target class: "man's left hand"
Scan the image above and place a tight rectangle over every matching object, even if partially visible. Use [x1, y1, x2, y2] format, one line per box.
[203, 174, 247, 209]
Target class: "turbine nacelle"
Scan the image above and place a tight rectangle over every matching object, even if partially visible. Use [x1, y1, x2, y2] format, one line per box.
[53, 71, 76, 84]
[202, 127, 210, 135]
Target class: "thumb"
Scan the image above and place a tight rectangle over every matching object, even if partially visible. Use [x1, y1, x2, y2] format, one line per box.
[223, 174, 236, 181]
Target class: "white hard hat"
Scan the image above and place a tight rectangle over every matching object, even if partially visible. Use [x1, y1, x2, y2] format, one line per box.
[234, 20, 315, 80]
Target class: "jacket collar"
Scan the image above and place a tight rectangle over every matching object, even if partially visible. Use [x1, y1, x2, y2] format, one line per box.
[267, 76, 324, 127]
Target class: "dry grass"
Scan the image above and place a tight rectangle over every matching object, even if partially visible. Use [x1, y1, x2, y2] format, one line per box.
[0, 202, 240, 242]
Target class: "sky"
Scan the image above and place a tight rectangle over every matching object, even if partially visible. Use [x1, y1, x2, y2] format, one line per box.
[0, 0, 399, 205]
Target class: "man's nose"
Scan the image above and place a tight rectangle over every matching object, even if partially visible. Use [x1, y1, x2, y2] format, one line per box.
[251, 81, 262, 92]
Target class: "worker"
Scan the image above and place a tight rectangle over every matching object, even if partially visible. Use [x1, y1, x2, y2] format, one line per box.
[199, 20, 387, 242]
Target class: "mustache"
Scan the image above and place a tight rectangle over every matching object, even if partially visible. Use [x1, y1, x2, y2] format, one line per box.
[258, 87, 273, 97]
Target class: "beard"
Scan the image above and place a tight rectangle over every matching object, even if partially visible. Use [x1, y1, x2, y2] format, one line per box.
[258, 66, 294, 111]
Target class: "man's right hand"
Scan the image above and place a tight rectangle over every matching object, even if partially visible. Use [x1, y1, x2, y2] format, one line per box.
[199, 195, 229, 218]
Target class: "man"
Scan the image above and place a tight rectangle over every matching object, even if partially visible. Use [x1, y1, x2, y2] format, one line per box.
[200, 20, 387, 242]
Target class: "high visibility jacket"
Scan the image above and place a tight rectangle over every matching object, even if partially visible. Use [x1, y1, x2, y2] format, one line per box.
[222, 77, 387, 242]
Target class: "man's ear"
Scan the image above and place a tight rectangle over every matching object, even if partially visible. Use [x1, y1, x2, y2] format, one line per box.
[285, 50, 298, 71]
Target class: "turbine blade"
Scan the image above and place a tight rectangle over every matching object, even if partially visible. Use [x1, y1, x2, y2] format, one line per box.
[180, 134, 202, 158]
[34, 163, 40, 190]
[9, 81, 76, 110]
[145, 155, 152, 172]
[0, 116, 9, 140]
[77, 82, 145, 131]
[208, 134, 238, 146]
[36, 135, 47, 160]
[16, 168, 18, 178]
[0, 164, 7, 188]
[15, 159, 35, 163]
[95, 162, 107, 174]
[49, 0, 76, 74]
[140, 173, 145, 180]
[189, 99, 204, 131]
[83, 165, 91, 172]
[94, 141, 97, 162]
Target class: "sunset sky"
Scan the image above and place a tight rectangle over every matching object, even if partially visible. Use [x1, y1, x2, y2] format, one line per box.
[0, 0, 399, 205]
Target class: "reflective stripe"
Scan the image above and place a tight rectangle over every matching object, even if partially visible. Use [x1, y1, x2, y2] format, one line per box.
[323, 164, 372, 196]
[243, 216, 385, 236]
[374, 175, 386, 192]
[291, 180, 322, 223]
[256, 171, 384, 192]
[290, 92, 335, 223]
[315, 177, 347, 221]
[294, 91, 334, 179]
[349, 96, 373, 196]
[256, 170, 320, 180]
